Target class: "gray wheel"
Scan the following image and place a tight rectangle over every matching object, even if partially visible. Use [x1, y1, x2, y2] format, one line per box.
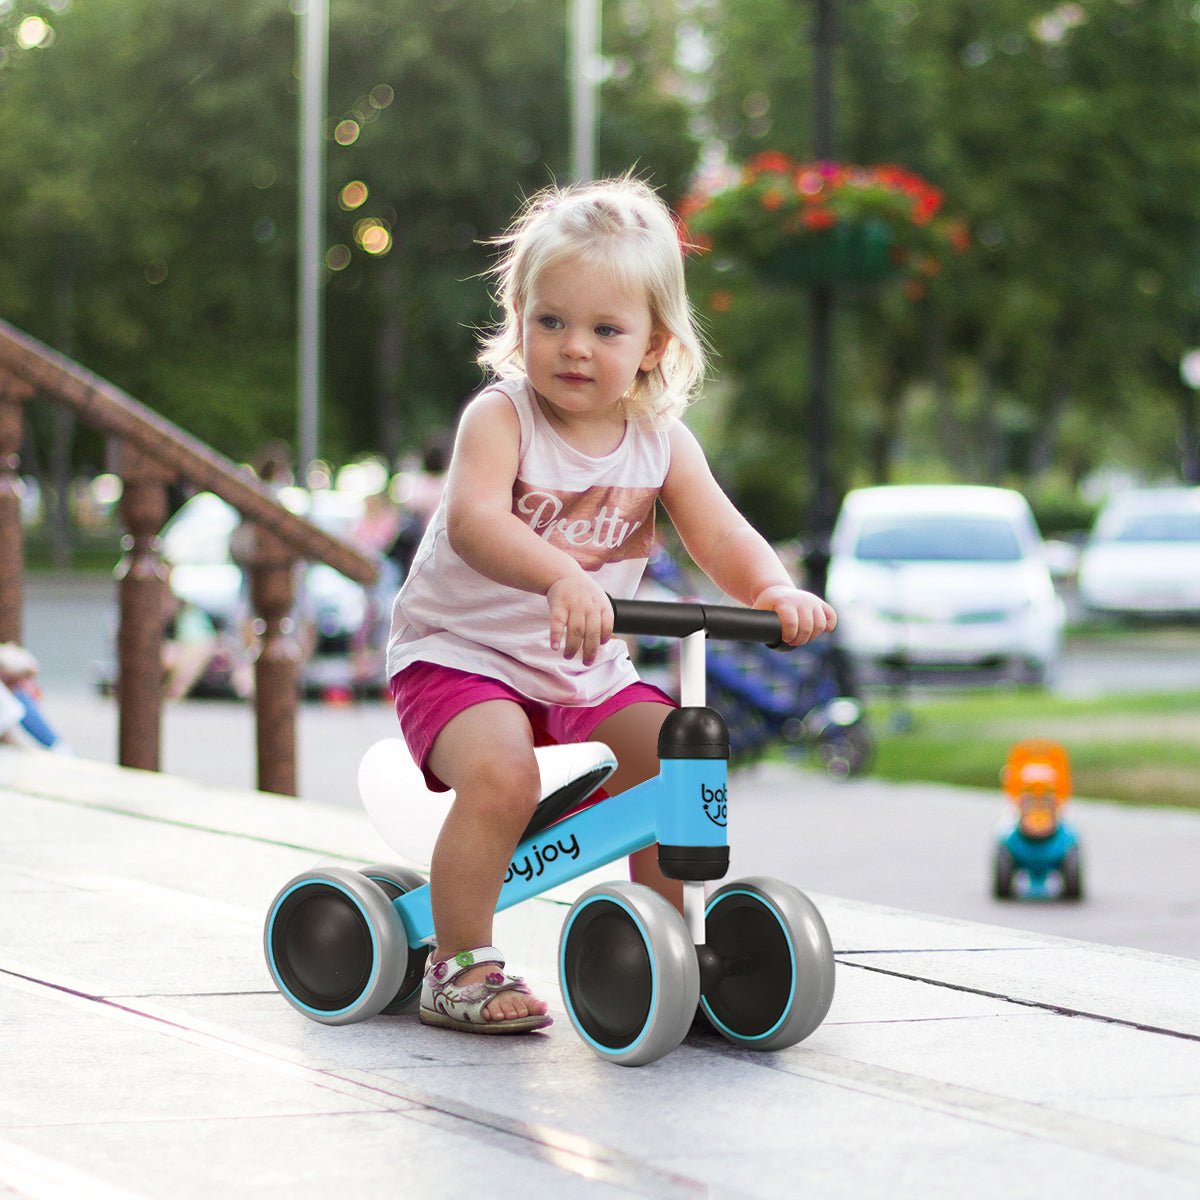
[815, 723, 874, 779]
[993, 845, 1016, 899]
[701, 877, 835, 1051]
[264, 866, 408, 1025]
[359, 863, 430, 1014]
[559, 881, 700, 1067]
[1060, 845, 1084, 901]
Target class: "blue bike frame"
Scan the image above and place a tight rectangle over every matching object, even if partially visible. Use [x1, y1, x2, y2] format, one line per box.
[391, 748, 730, 947]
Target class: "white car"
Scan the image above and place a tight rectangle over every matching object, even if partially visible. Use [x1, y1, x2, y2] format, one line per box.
[825, 485, 1066, 685]
[1077, 487, 1200, 618]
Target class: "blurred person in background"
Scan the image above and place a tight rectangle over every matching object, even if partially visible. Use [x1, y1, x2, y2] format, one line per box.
[160, 572, 220, 701]
[0, 642, 70, 752]
[387, 432, 452, 577]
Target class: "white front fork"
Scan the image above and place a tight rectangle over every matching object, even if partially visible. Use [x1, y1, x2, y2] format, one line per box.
[679, 629, 708, 945]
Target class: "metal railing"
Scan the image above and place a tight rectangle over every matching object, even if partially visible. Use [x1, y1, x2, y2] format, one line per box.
[0, 318, 380, 796]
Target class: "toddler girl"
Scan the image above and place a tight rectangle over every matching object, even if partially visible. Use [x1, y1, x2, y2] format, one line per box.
[386, 175, 836, 1034]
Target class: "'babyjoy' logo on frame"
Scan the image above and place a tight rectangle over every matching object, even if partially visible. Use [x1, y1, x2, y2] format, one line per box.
[701, 783, 727, 827]
[504, 833, 581, 884]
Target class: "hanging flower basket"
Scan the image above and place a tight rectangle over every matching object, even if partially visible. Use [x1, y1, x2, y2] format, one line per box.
[757, 218, 894, 285]
[680, 152, 969, 295]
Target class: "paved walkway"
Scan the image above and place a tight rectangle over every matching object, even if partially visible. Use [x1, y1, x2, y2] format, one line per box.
[3, 748, 1200, 1199]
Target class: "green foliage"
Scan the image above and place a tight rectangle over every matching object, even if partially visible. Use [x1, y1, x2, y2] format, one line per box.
[867, 684, 1200, 808]
[694, 0, 1200, 522]
[0, 0, 699, 466]
[4, 0, 1200, 525]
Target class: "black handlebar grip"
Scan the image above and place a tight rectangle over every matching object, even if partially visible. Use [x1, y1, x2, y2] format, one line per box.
[609, 597, 786, 648]
[701, 604, 786, 646]
[608, 598, 707, 639]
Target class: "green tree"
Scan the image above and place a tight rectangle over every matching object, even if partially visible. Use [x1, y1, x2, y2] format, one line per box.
[693, 0, 1200, 524]
[0, 0, 700, 477]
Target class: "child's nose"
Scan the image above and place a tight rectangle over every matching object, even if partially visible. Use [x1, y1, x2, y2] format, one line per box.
[562, 328, 590, 357]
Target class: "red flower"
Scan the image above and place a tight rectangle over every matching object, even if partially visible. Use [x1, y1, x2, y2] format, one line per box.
[803, 208, 837, 231]
[748, 150, 793, 176]
[946, 220, 971, 253]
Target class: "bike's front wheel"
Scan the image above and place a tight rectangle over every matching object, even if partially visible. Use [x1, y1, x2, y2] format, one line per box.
[559, 881, 699, 1067]
[700, 876, 835, 1051]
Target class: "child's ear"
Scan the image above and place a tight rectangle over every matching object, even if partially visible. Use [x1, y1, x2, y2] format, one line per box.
[640, 329, 670, 372]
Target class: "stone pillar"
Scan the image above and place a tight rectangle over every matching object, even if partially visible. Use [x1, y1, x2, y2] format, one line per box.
[236, 521, 301, 796]
[0, 377, 33, 645]
[114, 442, 171, 772]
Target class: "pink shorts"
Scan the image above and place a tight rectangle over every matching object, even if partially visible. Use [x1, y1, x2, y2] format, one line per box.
[389, 660, 675, 792]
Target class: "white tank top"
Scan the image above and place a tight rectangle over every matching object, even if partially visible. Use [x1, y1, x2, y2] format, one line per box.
[385, 377, 672, 706]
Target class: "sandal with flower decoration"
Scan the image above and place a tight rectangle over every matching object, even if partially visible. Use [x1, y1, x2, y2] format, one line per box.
[420, 946, 553, 1034]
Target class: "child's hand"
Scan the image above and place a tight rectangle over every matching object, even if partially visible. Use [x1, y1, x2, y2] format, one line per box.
[753, 584, 838, 646]
[546, 574, 613, 665]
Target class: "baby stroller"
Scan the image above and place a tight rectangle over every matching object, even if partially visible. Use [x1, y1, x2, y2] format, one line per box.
[705, 638, 872, 777]
[638, 548, 873, 778]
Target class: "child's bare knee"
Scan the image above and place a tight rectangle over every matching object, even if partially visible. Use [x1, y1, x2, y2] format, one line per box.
[461, 752, 540, 826]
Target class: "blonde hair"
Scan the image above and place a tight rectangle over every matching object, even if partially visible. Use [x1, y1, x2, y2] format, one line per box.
[477, 176, 706, 427]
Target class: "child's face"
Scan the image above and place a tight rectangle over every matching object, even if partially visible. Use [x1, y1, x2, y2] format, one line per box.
[518, 258, 667, 422]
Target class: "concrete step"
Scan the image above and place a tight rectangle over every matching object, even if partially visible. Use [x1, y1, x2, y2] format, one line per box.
[2, 748, 1199, 1199]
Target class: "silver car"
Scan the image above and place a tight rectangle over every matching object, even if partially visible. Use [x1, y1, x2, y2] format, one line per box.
[1077, 487, 1200, 619]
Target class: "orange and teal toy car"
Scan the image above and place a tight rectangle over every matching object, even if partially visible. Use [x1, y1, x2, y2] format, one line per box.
[992, 739, 1083, 901]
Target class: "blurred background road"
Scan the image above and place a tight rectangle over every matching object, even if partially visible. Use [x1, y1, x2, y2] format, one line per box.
[19, 571, 1200, 963]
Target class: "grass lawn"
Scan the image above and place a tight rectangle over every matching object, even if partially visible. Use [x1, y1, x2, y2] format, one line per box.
[864, 687, 1200, 809]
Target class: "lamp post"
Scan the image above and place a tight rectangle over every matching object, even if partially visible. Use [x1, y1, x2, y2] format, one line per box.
[296, 0, 328, 482]
[1181, 349, 1200, 482]
[570, 0, 601, 182]
[806, 0, 838, 595]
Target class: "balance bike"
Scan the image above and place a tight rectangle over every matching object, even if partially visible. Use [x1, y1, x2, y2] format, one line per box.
[263, 598, 837, 1066]
[992, 738, 1083, 901]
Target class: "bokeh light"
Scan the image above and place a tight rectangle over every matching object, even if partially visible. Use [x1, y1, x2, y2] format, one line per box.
[90, 473, 123, 506]
[336, 457, 390, 497]
[353, 218, 392, 256]
[334, 119, 360, 146]
[16, 16, 52, 48]
[339, 180, 368, 210]
[369, 84, 394, 109]
[325, 244, 352, 271]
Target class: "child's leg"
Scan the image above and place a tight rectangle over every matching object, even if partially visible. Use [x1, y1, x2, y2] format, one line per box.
[589, 702, 683, 914]
[425, 698, 549, 1023]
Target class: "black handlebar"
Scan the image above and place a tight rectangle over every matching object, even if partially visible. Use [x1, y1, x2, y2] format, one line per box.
[609, 596, 786, 648]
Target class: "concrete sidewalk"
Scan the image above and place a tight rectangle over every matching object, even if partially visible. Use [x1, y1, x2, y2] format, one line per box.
[2, 748, 1200, 1199]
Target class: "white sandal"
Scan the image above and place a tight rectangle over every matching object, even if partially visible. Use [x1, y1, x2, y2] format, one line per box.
[420, 946, 553, 1035]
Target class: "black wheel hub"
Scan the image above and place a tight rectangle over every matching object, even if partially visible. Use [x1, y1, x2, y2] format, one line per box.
[703, 893, 792, 1038]
[271, 884, 373, 1012]
[562, 900, 653, 1049]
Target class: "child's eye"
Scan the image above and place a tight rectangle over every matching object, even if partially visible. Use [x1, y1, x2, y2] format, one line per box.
[595, 324, 622, 338]
[537, 315, 563, 331]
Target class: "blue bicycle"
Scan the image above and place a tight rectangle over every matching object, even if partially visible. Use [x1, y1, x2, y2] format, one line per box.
[263, 598, 836, 1066]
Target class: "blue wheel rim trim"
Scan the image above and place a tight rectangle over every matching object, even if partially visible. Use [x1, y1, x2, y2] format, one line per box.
[560, 893, 657, 1055]
[701, 889, 796, 1041]
[266, 877, 381, 1018]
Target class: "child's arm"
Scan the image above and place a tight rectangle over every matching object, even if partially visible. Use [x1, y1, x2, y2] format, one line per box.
[660, 423, 836, 645]
[442, 391, 612, 662]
